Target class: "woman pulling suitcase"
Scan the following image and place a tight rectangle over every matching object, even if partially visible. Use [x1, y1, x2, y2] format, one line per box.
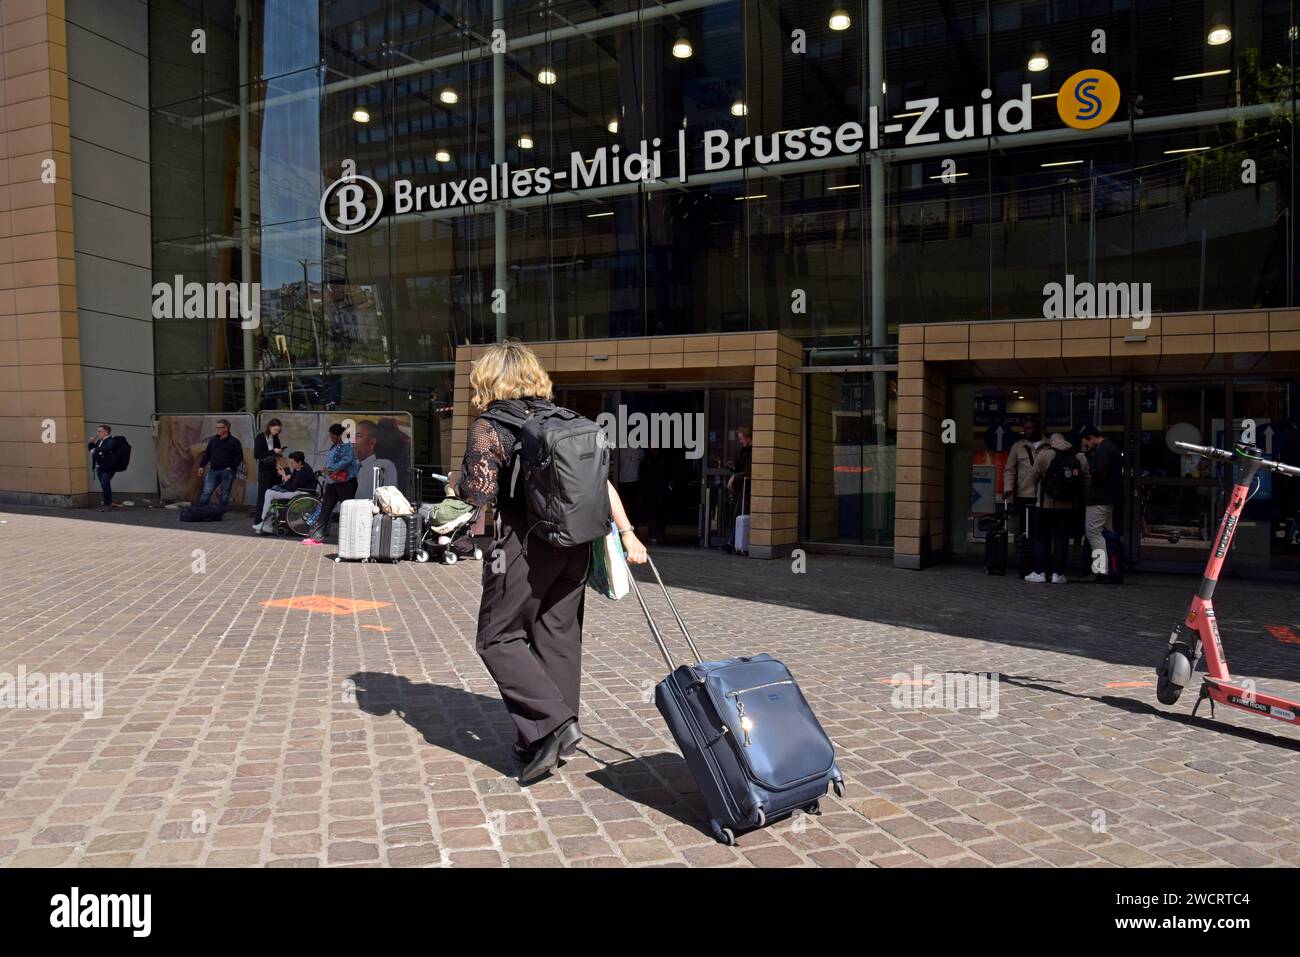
[456, 342, 647, 784]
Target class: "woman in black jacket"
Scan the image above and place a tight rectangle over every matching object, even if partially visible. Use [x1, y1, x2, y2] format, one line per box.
[456, 342, 646, 785]
[252, 418, 283, 527]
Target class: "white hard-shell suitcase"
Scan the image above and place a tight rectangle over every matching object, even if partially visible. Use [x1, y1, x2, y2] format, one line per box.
[337, 499, 374, 561]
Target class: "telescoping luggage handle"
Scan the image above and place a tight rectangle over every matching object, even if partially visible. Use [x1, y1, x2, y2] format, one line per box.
[626, 554, 704, 671]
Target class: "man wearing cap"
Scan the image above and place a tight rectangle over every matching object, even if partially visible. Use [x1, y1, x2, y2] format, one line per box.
[303, 423, 358, 545]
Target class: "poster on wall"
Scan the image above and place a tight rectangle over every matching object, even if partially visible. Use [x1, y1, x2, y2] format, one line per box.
[154, 414, 258, 506]
[259, 411, 414, 496]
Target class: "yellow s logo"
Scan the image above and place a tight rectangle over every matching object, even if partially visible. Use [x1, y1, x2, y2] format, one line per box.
[1057, 69, 1121, 130]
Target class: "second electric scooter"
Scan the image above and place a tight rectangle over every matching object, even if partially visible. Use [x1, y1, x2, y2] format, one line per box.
[1156, 440, 1300, 725]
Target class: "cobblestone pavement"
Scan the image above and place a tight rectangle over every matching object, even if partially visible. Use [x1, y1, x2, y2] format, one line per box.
[2, 505, 1300, 868]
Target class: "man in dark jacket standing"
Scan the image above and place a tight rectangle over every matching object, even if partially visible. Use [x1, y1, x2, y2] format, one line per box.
[197, 418, 243, 511]
[87, 424, 124, 511]
[1080, 425, 1124, 582]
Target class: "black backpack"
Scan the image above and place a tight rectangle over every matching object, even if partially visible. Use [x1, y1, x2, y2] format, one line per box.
[1042, 448, 1081, 502]
[111, 437, 132, 473]
[482, 398, 611, 548]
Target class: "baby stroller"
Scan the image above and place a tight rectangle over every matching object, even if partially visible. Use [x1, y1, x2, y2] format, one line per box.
[414, 472, 483, 565]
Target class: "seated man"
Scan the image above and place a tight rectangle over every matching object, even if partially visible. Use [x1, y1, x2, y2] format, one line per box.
[253, 451, 316, 534]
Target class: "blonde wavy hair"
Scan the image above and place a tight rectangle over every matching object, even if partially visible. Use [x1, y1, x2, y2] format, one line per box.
[469, 341, 554, 410]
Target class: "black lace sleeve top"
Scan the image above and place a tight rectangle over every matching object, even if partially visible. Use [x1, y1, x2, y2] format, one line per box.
[457, 416, 515, 508]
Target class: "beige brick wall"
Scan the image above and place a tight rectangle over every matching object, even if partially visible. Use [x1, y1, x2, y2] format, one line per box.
[0, 0, 87, 504]
[451, 331, 803, 558]
[894, 308, 1300, 568]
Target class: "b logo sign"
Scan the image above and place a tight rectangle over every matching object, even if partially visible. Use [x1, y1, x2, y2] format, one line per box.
[320, 174, 384, 234]
[1057, 69, 1120, 131]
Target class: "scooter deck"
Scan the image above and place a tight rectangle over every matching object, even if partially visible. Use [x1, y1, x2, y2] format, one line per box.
[1202, 676, 1300, 724]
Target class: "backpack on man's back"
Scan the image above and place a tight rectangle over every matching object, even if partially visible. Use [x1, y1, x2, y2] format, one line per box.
[482, 398, 611, 548]
[1042, 448, 1082, 502]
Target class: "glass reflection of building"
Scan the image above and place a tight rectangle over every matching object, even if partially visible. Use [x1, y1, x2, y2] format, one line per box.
[149, 1, 1300, 568]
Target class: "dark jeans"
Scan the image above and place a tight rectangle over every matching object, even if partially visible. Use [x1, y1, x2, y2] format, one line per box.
[312, 478, 357, 538]
[96, 468, 113, 506]
[1034, 507, 1070, 577]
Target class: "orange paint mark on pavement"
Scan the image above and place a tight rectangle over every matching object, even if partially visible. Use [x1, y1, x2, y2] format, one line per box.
[1266, 625, 1300, 645]
[1106, 681, 1154, 688]
[362, 625, 393, 633]
[879, 677, 934, 687]
[262, 595, 391, 615]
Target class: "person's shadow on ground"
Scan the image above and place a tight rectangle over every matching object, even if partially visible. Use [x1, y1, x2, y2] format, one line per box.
[349, 671, 521, 776]
[349, 672, 709, 829]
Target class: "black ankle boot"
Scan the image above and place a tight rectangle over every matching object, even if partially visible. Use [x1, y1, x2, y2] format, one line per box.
[517, 719, 577, 784]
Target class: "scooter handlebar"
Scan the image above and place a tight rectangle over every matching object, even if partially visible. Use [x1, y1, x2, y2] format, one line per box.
[1173, 440, 1234, 461]
[1174, 440, 1300, 476]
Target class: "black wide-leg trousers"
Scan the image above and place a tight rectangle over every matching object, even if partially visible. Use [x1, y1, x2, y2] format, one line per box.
[475, 510, 589, 749]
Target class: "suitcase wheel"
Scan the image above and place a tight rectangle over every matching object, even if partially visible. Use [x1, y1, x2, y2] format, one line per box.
[710, 820, 736, 846]
[832, 778, 845, 798]
[333, 557, 340, 563]
[754, 807, 766, 829]
[804, 801, 822, 816]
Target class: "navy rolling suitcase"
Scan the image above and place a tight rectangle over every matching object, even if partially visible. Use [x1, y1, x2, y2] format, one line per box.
[629, 557, 844, 846]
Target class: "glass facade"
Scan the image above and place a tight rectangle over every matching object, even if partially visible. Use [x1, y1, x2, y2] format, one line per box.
[148, 0, 1300, 550]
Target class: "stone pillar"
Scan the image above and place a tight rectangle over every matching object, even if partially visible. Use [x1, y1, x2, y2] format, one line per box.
[0, 0, 87, 506]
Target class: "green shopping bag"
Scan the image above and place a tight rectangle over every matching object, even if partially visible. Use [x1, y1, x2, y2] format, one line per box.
[587, 523, 630, 600]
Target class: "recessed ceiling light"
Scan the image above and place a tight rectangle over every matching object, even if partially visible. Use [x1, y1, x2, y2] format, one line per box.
[672, 29, 693, 59]
[1027, 52, 1049, 72]
[439, 87, 458, 104]
[1207, 25, 1232, 45]
[607, 118, 619, 134]
[829, 8, 851, 31]
[537, 67, 558, 85]
[434, 149, 451, 163]
[517, 134, 535, 149]
[730, 100, 748, 117]
[351, 107, 370, 123]
[1174, 68, 1231, 80]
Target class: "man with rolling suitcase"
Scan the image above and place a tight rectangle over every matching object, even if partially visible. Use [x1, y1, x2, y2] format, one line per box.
[1080, 425, 1124, 583]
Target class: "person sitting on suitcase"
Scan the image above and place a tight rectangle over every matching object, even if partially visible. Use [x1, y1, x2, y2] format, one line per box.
[455, 341, 647, 785]
[1080, 425, 1123, 583]
[253, 452, 316, 534]
[302, 423, 358, 545]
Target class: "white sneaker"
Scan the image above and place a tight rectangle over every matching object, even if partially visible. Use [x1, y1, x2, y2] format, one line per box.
[1051, 574, 1068, 584]
[251, 523, 263, 533]
[1024, 572, 1047, 583]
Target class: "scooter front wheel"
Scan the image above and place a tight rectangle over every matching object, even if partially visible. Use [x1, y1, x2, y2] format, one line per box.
[1156, 650, 1192, 705]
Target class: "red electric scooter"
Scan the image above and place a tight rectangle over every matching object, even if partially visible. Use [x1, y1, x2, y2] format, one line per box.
[1156, 440, 1300, 725]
